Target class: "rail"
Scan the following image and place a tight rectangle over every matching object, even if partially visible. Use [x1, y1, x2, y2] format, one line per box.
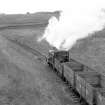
[4, 36, 47, 62]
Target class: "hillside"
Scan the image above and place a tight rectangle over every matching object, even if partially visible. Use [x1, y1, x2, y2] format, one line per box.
[0, 11, 60, 28]
[70, 28, 105, 75]
[1, 11, 105, 75]
[0, 11, 60, 55]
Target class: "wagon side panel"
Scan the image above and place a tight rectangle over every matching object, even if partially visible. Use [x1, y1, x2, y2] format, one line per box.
[55, 58, 63, 75]
[75, 73, 82, 96]
[63, 64, 74, 86]
[97, 90, 105, 105]
[86, 83, 94, 105]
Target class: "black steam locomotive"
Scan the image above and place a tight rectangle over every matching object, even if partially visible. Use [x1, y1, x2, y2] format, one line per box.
[47, 50, 105, 105]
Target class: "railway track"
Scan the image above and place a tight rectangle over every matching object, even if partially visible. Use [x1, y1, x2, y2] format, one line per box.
[5, 36, 88, 105]
[5, 36, 47, 62]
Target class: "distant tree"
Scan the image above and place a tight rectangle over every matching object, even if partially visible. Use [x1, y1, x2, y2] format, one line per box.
[53, 10, 62, 20]
[26, 12, 30, 14]
[54, 10, 62, 14]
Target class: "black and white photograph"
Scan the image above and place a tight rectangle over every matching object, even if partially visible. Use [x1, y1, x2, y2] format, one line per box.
[0, 0, 104, 105]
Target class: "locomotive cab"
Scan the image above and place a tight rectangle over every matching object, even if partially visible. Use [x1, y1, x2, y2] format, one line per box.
[54, 50, 69, 63]
[47, 50, 69, 66]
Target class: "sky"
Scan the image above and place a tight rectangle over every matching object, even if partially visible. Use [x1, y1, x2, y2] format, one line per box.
[0, 0, 65, 14]
[0, 0, 104, 14]
[1, 0, 103, 14]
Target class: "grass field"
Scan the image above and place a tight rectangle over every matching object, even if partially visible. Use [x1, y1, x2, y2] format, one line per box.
[0, 12, 57, 55]
[70, 28, 105, 75]
[0, 29, 76, 105]
[0, 12, 58, 105]
[0, 11, 60, 27]
[0, 11, 105, 75]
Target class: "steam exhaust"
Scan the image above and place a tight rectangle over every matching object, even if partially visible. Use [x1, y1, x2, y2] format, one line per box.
[39, 0, 105, 50]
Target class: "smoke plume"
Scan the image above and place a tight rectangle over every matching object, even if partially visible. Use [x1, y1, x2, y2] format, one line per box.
[39, 0, 105, 50]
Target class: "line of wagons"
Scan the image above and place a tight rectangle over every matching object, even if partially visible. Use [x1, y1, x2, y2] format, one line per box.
[47, 50, 105, 105]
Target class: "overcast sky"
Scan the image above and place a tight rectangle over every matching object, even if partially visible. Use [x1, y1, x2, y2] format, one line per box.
[0, 0, 65, 14]
[0, 0, 105, 14]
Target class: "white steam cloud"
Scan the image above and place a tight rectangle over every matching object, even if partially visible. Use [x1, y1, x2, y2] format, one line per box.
[39, 0, 105, 50]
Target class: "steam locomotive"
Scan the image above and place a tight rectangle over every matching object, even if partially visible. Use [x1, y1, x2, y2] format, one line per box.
[47, 50, 105, 105]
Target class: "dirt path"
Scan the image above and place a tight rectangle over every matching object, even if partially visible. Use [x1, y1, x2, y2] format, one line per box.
[0, 36, 81, 105]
